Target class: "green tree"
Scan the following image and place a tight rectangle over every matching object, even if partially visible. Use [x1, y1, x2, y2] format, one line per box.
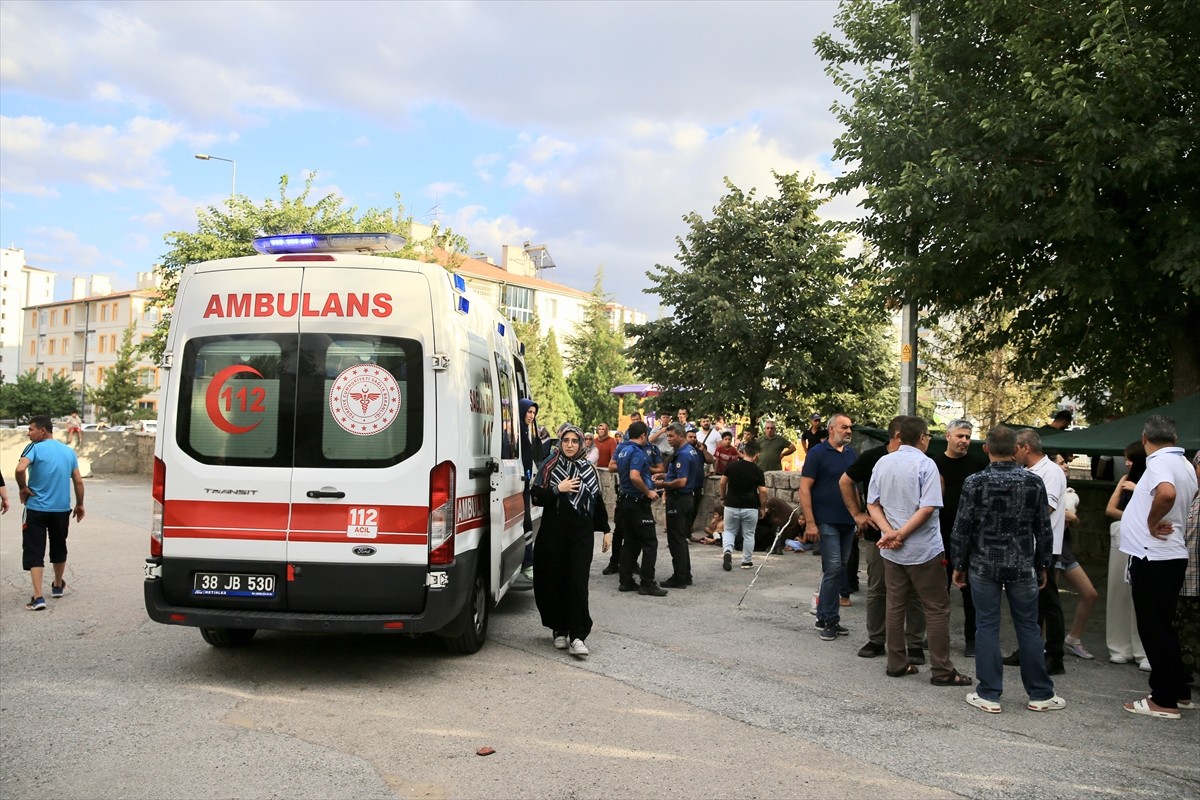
[88, 326, 144, 425]
[512, 315, 578, 435]
[144, 175, 469, 362]
[816, 0, 1200, 418]
[0, 371, 79, 422]
[628, 172, 894, 430]
[923, 316, 1060, 432]
[565, 270, 633, 428]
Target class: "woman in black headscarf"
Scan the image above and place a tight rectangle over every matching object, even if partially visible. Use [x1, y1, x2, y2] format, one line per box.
[530, 423, 611, 658]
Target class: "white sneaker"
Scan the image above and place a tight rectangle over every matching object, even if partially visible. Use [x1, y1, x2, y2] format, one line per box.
[553, 634, 568, 650]
[568, 638, 589, 658]
[1027, 695, 1066, 712]
[966, 692, 1001, 714]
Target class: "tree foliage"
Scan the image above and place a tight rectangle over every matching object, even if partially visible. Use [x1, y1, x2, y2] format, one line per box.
[923, 315, 1060, 431]
[513, 315, 579, 434]
[88, 326, 145, 425]
[816, 0, 1200, 418]
[565, 270, 633, 428]
[628, 172, 895, 430]
[144, 175, 468, 362]
[0, 371, 79, 423]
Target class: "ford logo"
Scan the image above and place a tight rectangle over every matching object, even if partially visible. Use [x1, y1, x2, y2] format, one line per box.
[352, 545, 377, 557]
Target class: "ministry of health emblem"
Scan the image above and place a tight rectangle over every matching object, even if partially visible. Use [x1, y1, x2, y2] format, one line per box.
[329, 365, 401, 436]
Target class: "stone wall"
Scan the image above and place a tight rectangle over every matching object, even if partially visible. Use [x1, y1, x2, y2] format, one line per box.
[0, 429, 155, 479]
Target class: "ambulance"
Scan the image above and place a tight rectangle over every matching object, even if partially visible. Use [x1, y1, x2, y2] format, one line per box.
[143, 233, 535, 653]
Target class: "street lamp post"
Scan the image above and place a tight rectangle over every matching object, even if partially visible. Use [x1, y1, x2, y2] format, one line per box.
[194, 153, 236, 204]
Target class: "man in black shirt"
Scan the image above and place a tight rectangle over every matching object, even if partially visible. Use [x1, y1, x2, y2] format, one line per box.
[800, 413, 828, 454]
[719, 440, 767, 571]
[932, 419, 988, 657]
[839, 416, 926, 661]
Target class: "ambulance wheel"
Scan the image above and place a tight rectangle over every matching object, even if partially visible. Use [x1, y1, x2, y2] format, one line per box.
[200, 627, 257, 648]
[441, 569, 489, 654]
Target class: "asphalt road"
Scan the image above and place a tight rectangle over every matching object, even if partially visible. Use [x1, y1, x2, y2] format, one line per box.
[1, 476, 1197, 800]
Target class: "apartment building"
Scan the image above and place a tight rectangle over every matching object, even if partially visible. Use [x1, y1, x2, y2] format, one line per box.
[1, 246, 56, 383]
[21, 275, 163, 419]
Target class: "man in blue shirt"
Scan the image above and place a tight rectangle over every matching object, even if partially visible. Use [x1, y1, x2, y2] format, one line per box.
[951, 425, 1061, 713]
[799, 413, 859, 640]
[15, 415, 85, 611]
[654, 423, 705, 588]
[614, 422, 668, 597]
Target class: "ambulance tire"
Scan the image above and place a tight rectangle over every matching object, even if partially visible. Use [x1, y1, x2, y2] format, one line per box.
[200, 627, 257, 648]
[441, 567, 490, 654]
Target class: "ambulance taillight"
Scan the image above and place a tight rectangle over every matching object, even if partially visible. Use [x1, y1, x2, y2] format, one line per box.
[428, 461, 456, 565]
[150, 456, 165, 557]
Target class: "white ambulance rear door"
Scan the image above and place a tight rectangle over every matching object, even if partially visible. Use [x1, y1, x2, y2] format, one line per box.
[161, 263, 301, 571]
[285, 263, 435, 613]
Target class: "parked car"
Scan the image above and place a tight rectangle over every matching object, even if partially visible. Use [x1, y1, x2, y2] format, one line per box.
[81, 423, 109, 431]
[138, 420, 158, 434]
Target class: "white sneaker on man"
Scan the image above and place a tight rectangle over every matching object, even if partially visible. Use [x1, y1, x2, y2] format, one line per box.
[568, 638, 589, 658]
[553, 633, 568, 650]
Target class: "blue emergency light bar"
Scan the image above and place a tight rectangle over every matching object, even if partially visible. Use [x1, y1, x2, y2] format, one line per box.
[252, 233, 408, 255]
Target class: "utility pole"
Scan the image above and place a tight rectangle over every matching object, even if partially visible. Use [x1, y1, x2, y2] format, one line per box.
[899, 6, 920, 416]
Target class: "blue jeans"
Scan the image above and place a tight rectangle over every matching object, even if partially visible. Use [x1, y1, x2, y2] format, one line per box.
[817, 523, 855, 626]
[971, 573, 1055, 702]
[723, 508, 758, 563]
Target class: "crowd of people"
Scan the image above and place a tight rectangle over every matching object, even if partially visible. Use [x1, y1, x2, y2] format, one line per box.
[522, 403, 1199, 721]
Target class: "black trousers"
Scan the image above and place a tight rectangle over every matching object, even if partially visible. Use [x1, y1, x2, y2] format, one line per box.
[1037, 565, 1065, 661]
[606, 476, 623, 569]
[1130, 556, 1189, 709]
[945, 558, 977, 642]
[618, 496, 659, 585]
[686, 488, 703, 534]
[665, 493, 694, 581]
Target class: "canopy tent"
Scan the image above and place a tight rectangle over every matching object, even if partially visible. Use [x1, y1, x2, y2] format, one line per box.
[1037, 393, 1199, 457]
[609, 383, 660, 428]
[856, 393, 1199, 459]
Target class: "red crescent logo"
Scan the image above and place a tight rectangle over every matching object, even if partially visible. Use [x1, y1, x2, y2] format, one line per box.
[205, 365, 265, 434]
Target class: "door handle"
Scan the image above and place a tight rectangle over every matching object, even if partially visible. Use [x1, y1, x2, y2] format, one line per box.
[306, 490, 346, 499]
[468, 459, 500, 479]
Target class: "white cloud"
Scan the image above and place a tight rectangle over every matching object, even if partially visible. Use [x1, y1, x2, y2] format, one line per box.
[26, 226, 123, 272]
[0, 114, 205, 194]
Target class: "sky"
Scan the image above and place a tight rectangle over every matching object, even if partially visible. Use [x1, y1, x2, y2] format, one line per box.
[0, 0, 860, 313]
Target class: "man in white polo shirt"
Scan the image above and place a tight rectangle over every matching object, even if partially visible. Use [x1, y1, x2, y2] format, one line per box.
[1010, 429, 1068, 675]
[1119, 414, 1198, 720]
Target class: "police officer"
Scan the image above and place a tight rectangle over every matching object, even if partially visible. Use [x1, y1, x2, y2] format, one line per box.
[655, 423, 706, 588]
[614, 421, 668, 597]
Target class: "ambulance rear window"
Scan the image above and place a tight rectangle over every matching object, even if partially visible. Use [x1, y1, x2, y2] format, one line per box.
[176, 333, 422, 468]
[295, 334, 422, 468]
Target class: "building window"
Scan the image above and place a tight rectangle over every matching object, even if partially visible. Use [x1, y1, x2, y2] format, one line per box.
[501, 285, 535, 323]
[100, 304, 108, 322]
[139, 368, 157, 387]
[49, 339, 56, 355]
[62, 338, 69, 354]
[51, 310, 58, 326]
[110, 334, 117, 352]
[137, 401, 156, 412]
[99, 337, 106, 354]
[29, 340, 36, 356]
[111, 302, 120, 320]
[63, 308, 71, 326]
[96, 366, 105, 383]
